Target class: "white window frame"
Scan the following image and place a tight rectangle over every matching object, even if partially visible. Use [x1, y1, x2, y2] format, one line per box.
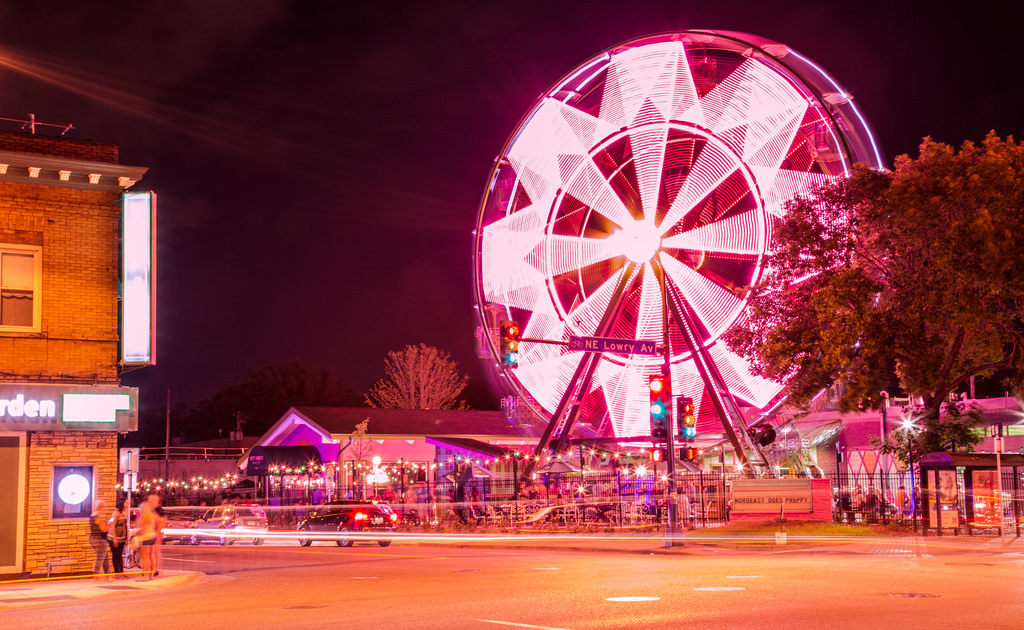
[0, 244, 41, 333]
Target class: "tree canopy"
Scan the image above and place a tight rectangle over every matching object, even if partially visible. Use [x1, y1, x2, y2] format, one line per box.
[176, 360, 362, 441]
[725, 133, 1024, 427]
[365, 343, 469, 409]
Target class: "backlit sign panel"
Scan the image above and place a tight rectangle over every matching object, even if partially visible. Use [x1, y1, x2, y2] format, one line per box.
[121, 191, 156, 364]
[0, 384, 137, 431]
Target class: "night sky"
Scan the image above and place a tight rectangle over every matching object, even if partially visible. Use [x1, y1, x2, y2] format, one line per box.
[0, 1, 1021, 413]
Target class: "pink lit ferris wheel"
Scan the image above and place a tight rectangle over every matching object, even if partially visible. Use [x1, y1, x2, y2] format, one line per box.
[473, 31, 884, 467]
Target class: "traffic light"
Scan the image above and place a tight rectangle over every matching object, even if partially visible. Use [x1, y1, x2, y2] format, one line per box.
[499, 321, 521, 367]
[677, 396, 696, 441]
[651, 448, 667, 463]
[649, 374, 669, 441]
[679, 447, 700, 460]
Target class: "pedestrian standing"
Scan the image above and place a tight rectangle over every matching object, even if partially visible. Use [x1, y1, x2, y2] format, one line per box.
[895, 485, 909, 520]
[136, 500, 158, 580]
[149, 494, 167, 578]
[107, 499, 129, 577]
[89, 499, 111, 579]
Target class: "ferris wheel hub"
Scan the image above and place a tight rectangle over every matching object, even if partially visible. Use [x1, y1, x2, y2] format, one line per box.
[614, 219, 663, 264]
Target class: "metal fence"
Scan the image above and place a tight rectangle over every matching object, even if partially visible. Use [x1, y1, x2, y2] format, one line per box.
[157, 467, 1024, 534]
[830, 469, 1024, 534]
[326, 471, 743, 530]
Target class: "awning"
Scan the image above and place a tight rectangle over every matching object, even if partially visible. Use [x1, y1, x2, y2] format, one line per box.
[246, 445, 322, 476]
[918, 451, 1024, 469]
[795, 420, 843, 448]
[426, 436, 511, 459]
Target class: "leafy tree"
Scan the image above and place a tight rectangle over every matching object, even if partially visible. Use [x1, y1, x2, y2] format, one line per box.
[366, 343, 469, 409]
[873, 401, 983, 466]
[726, 133, 1024, 442]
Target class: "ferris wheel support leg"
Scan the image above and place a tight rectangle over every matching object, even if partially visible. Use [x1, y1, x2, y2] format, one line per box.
[665, 285, 773, 476]
[525, 264, 639, 477]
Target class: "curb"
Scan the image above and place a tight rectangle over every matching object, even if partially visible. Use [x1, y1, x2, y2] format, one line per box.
[0, 570, 207, 608]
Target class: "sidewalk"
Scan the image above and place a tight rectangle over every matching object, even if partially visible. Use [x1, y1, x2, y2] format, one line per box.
[0, 570, 207, 608]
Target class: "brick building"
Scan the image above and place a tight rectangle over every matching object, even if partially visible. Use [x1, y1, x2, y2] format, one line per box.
[0, 128, 151, 576]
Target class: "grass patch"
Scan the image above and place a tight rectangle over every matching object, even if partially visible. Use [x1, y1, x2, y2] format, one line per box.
[706, 518, 916, 537]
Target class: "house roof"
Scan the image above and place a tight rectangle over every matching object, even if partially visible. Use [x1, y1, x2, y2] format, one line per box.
[290, 406, 542, 440]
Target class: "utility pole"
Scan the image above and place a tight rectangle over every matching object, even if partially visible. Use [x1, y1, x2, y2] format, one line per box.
[165, 385, 171, 483]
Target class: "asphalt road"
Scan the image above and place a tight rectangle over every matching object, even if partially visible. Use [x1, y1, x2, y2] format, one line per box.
[5, 536, 1023, 629]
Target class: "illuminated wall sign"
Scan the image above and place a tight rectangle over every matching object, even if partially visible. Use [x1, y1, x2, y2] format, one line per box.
[731, 479, 813, 513]
[52, 465, 93, 519]
[121, 191, 156, 365]
[0, 384, 137, 431]
[62, 393, 131, 423]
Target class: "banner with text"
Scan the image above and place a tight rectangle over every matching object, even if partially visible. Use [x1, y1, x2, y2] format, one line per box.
[731, 479, 813, 513]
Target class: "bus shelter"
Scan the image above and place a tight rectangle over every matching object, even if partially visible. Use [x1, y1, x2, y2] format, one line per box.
[918, 452, 1024, 537]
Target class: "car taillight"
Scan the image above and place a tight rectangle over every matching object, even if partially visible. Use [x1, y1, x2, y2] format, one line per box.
[389, 513, 398, 522]
[355, 512, 368, 520]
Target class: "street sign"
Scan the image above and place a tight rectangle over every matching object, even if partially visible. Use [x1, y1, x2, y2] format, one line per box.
[568, 335, 658, 355]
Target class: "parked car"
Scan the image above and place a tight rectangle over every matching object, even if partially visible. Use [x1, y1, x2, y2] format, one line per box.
[161, 509, 199, 543]
[189, 504, 268, 545]
[297, 499, 397, 547]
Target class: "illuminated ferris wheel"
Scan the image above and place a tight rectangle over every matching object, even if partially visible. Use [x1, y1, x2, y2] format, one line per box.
[473, 31, 883, 467]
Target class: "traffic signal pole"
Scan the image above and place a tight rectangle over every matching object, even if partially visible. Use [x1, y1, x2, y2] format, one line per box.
[658, 262, 680, 547]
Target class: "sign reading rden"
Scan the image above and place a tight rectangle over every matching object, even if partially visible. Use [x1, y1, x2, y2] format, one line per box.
[0, 384, 137, 431]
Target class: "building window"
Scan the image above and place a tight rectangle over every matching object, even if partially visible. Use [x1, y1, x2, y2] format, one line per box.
[0, 245, 40, 331]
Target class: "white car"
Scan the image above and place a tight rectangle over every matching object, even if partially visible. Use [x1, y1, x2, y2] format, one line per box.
[189, 504, 268, 545]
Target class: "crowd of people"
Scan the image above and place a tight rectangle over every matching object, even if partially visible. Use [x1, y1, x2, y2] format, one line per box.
[837, 484, 918, 523]
[88, 493, 166, 581]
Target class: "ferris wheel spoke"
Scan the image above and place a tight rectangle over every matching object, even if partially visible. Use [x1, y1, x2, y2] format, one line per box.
[634, 262, 664, 343]
[562, 157, 635, 228]
[707, 342, 780, 408]
[628, 125, 668, 221]
[599, 41, 701, 131]
[661, 208, 765, 256]
[661, 254, 743, 338]
[563, 266, 637, 336]
[759, 168, 834, 218]
[699, 59, 808, 159]
[541, 234, 626, 277]
[661, 142, 740, 229]
[508, 98, 620, 206]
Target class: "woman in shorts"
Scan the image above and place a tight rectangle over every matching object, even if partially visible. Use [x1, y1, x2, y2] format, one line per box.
[136, 500, 158, 580]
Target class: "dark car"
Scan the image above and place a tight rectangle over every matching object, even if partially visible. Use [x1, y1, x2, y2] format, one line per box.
[297, 499, 397, 547]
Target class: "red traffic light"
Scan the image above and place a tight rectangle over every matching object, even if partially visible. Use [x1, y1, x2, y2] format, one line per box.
[679, 447, 701, 460]
[651, 448, 666, 463]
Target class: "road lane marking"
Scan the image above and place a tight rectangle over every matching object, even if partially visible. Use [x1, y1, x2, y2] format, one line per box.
[268, 548, 428, 558]
[477, 620, 572, 630]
